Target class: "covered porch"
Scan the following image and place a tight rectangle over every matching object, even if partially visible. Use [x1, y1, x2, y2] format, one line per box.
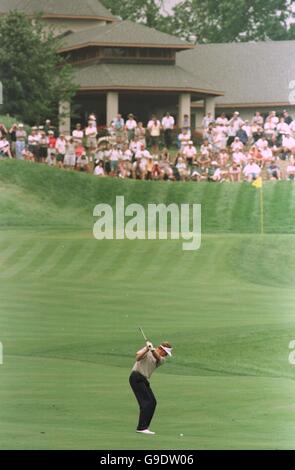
[60, 90, 220, 133]
[59, 62, 223, 133]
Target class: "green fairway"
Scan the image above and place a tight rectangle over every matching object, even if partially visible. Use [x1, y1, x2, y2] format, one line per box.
[0, 161, 295, 449]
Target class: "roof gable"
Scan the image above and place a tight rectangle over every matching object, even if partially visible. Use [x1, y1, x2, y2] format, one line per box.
[59, 20, 194, 51]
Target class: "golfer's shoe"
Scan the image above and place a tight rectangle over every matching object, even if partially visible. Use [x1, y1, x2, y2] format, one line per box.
[136, 429, 155, 435]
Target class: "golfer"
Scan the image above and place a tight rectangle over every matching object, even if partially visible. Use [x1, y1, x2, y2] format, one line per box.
[129, 340, 172, 435]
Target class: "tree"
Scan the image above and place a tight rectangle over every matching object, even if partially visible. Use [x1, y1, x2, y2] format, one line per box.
[169, 0, 295, 43]
[0, 12, 77, 125]
[101, 0, 166, 28]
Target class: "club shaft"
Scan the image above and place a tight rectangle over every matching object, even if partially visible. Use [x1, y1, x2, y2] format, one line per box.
[139, 327, 148, 341]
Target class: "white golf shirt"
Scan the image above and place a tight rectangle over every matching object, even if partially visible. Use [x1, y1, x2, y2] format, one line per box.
[162, 116, 175, 130]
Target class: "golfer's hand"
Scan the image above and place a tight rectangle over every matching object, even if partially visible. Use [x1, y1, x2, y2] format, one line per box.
[146, 341, 155, 351]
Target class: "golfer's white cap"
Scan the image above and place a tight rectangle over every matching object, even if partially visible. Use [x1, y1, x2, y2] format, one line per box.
[160, 345, 173, 356]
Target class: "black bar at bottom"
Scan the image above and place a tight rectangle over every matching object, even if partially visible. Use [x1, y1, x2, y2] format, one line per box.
[0, 450, 292, 467]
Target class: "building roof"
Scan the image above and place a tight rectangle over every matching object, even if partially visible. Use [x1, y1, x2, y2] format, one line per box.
[73, 62, 222, 97]
[177, 41, 295, 107]
[59, 20, 194, 51]
[0, 0, 116, 21]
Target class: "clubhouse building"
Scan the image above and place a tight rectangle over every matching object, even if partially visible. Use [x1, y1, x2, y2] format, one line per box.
[1, 0, 294, 132]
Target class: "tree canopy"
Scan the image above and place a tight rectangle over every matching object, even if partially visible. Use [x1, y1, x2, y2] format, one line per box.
[101, 0, 295, 43]
[170, 0, 295, 43]
[0, 12, 77, 125]
[101, 0, 165, 28]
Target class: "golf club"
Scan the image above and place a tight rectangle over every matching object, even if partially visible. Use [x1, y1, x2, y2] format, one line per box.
[139, 326, 148, 342]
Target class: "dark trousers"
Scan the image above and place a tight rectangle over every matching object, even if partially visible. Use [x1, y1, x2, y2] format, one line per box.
[164, 129, 172, 148]
[129, 371, 157, 431]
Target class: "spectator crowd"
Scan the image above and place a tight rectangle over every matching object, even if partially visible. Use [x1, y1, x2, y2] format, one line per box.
[1, 109, 295, 182]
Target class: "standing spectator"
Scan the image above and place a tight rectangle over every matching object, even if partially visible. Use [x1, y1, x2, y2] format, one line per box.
[182, 114, 191, 133]
[229, 112, 244, 133]
[125, 114, 137, 142]
[15, 124, 27, 160]
[147, 115, 161, 154]
[251, 121, 264, 143]
[267, 110, 279, 127]
[44, 119, 52, 134]
[55, 134, 67, 168]
[112, 114, 125, 144]
[85, 120, 97, 153]
[109, 145, 122, 176]
[216, 113, 228, 127]
[0, 123, 8, 138]
[236, 125, 248, 146]
[28, 128, 39, 161]
[134, 122, 146, 147]
[9, 124, 17, 157]
[212, 123, 226, 150]
[39, 131, 48, 163]
[202, 112, 214, 135]
[264, 119, 276, 142]
[64, 137, 76, 169]
[214, 119, 228, 149]
[277, 117, 290, 138]
[72, 123, 84, 144]
[251, 111, 264, 127]
[161, 112, 175, 149]
[283, 110, 293, 125]
[242, 120, 252, 141]
[227, 121, 237, 147]
[48, 131, 57, 158]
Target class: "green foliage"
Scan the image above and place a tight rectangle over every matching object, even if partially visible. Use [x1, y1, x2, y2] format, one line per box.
[0, 12, 77, 125]
[162, 0, 295, 43]
[101, 0, 168, 28]
[102, 0, 295, 43]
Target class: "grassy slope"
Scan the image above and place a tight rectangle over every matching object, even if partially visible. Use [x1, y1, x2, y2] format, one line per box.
[0, 161, 295, 450]
[1, 159, 295, 233]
